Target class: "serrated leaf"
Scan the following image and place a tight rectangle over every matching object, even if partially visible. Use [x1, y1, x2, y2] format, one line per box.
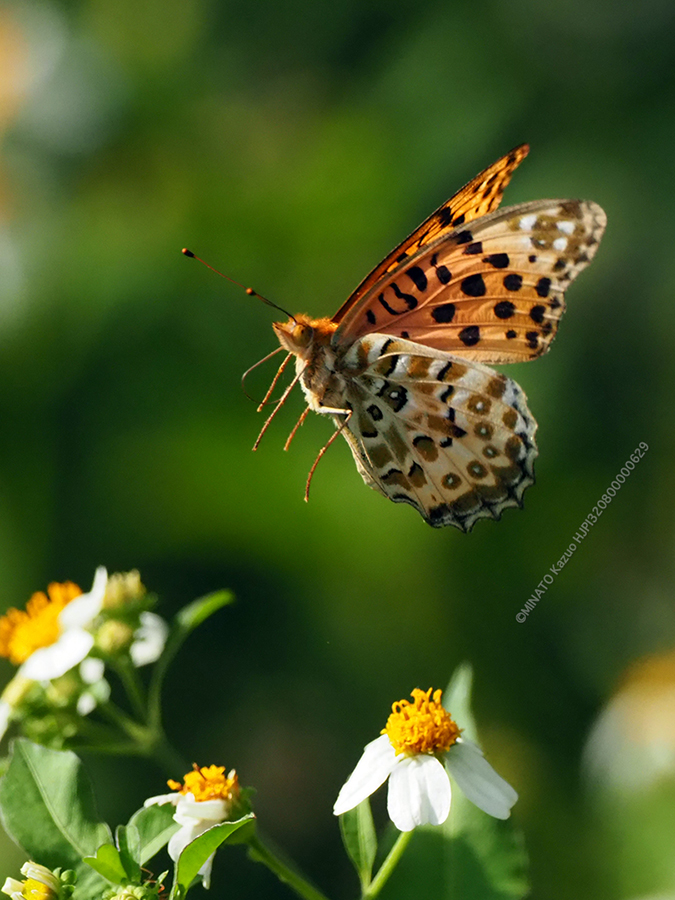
[174, 814, 255, 892]
[128, 803, 180, 865]
[83, 843, 128, 885]
[0, 740, 112, 868]
[340, 798, 377, 890]
[116, 824, 142, 882]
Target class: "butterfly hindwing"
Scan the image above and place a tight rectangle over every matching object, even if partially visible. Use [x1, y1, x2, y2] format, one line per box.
[331, 144, 530, 324]
[333, 198, 606, 364]
[337, 335, 537, 531]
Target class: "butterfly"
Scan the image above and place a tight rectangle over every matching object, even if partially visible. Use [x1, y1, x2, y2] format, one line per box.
[254, 145, 606, 531]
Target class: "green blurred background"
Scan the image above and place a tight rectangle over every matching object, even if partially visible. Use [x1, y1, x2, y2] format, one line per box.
[0, 0, 674, 897]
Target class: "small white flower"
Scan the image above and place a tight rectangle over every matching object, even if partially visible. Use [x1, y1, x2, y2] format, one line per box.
[18, 567, 108, 682]
[2, 861, 61, 900]
[333, 688, 517, 832]
[145, 764, 241, 889]
[130, 612, 168, 667]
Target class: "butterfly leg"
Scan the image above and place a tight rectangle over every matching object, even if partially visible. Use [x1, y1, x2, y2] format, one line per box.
[284, 407, 310, 451]
[304, 405, 353, 502]
[253, 366, 304, 451]
[256, 351, 293, 412]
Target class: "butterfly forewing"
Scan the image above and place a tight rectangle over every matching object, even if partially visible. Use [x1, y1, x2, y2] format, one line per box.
[333, 198, 606, 364]
[331, 144, 530, 324]
[337, 335, 537, 530]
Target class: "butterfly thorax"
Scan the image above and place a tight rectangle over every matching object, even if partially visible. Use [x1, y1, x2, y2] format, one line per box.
[273, 314, 345, 411]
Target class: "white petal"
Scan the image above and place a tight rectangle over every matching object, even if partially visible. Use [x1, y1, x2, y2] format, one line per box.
[198, 853, 215, 889]
[2, 877, 24, 899]
[144, 791, 181, 808]
[20, 629, 94, 681]
[0, 701, 12, 741]
[445, 740, 518, 819]
[168, 822, 200, 862]
[174, 793, 228, 824]
[59, 566, 108, 630]
[80, 657, 105, 684]
[167, 818, 216, 887]
[333, 734, 398, 816]
[387, 755, 451, 831]
[130, 612, 169, 667]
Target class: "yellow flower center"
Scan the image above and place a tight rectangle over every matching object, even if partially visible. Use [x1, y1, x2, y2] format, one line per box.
[384, 688, 460, 756]
[22, 879, 55, 900]
[168, 764, 240, 802]
[0, 582, 82, 665]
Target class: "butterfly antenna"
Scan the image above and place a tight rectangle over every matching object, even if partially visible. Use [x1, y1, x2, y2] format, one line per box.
[304, 411, 352, 502]
[253, 366, 304, 451]
[182, 249, 297, 322]
[256, 351, 293, 412]
[241, 346, 286, 402]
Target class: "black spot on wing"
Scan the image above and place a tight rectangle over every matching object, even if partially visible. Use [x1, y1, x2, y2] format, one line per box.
[459, 325, 480, 346]
[391, 282, 417, 310]
[529, 305, 546, 324]
[494, 300, 515, 319]
[463, 241, 483, 255]
[455, 230, 473, 244]
[460, 273, 486, 297]
[503, 273, 522, 292]
[430, 254, 451, 284]
[405, 266, 427, 292]
[366, 309, 376, 325]
[535, 277, 551, 298]
[431, 303, 456, 323]
[484, 253, 509, 268]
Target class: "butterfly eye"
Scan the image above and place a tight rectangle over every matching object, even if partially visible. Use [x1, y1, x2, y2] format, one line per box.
[294, 323, 314, 347]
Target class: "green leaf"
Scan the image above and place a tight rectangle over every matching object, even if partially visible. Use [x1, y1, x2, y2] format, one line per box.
[83, 843, 128, 885]
[128, 803, 180, 865]
[175, 590, 234, 633]
[174, 814, 255, 892]
[339, 798, 377, 890]
[443, 662, 478, 743]
[0, 739, 112, 868]
[116, 824, 142, 883]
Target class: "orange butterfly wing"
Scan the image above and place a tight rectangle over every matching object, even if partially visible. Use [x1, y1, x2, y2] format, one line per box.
[331, 144, 530, 325]
[332, 198, 606, 364]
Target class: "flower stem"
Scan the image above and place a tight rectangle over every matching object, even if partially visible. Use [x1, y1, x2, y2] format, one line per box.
[113, 659, 147, 721]
[362, 830, 413, 899]
[247, 833, 331, 900]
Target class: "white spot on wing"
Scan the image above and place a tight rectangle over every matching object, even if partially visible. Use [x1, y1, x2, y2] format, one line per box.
[553, 236, 568, 251]
[557, 221, 575, 234]
[519, 214, 537, 230]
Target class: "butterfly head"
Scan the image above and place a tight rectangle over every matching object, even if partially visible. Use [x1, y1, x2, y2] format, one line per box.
[273, 314, 336, 361]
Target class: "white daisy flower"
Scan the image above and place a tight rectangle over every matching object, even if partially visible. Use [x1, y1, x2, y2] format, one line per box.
[2, 861, 63, 900]
[333, 688, 517, 832]
[0, 567, 108, 683]
[145, 764, 242, 889]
